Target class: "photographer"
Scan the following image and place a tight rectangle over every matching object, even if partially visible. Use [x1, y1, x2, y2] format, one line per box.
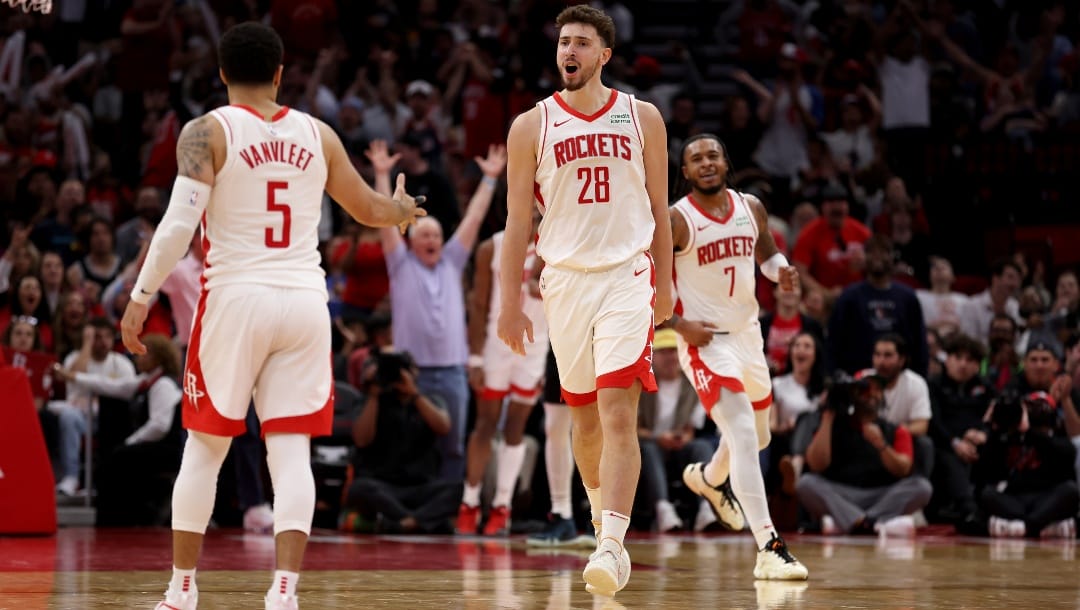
[974, 392, 1077, 538]
[796, 369, 932, 535]
[345, 351, 460, 534]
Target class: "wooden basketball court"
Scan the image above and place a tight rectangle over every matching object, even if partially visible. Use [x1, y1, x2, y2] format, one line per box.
[0, 528, 1076, 608]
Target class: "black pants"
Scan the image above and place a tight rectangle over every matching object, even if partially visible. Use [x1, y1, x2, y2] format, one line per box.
[930, 448, 976, 516]
[96, 440, 181, 526]
[346, 477, 461, 534]
[980, 480, 1079, 535]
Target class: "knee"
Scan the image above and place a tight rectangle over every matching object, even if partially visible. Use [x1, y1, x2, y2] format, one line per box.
[910, 476, 934, 504]
[572, 412, 602, 438]
[471, 414, 498, 439]
[795, 472, 823, 499]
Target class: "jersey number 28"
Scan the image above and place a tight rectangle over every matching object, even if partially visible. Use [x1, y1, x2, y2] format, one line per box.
[576, 166, 610, 205]
[265, 181, 291, 248]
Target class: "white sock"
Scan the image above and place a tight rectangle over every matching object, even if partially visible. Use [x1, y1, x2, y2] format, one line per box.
[271, 570, 299, 598]
[703, 435, 730, 487]
[710, 391, 775, 549]
[544, 403, 574, 519]
[167, 567, 196, 597]
[462, 482, 482, 507]
[585, 486, 602, 524]
[601, 510, 631, 548]
[493, 442, 527, 507]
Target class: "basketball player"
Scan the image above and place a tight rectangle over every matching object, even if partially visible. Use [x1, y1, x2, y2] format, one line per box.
[458, 212, 550, 536]
[119, 23, 425, 610]
[498, 5, 673, 596]
[669, 134, 807, 580]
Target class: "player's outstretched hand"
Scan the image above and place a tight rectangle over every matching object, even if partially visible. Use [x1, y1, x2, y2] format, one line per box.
[497, 309, 534, 356]
[392, 172, 427, 234]
[121, 300, 149, 355]
[778, 265, 799, 293]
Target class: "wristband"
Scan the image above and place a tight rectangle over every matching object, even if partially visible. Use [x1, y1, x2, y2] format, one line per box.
[468, 354, 484, 368]
[760, 252, 789, 283]
[481, 175, 497, 188]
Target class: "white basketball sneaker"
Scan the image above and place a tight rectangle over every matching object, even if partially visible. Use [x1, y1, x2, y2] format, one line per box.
[582, 539, 631, 596]
[682, 463, 745, 531]
[754, 533, 809, 580]
[154, 591, 197, 610]
[264, 593, 299, 610]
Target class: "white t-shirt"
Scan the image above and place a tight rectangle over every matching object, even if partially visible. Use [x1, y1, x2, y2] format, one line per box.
[772, 374, 819, 427]
[62, 350, 137, 412]
[821, 126, 875, 171]
[959, 290, 1021, 348]
[879, 55, 930, 130]
[916, 289, 970, 332]
[882, 369, 932, 426]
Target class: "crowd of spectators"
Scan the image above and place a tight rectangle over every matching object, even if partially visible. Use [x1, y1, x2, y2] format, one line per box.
[1, 0, 1079, 539]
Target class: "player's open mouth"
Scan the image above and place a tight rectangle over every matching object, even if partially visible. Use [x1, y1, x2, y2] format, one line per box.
[565, 65, 578, 74]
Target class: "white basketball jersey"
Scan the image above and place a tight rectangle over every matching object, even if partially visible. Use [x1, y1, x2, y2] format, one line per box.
[534, 89, 653, 271]
[487, 231, 548, 339]
[672, 190, 760, 333]
[202, 105, 328, 296]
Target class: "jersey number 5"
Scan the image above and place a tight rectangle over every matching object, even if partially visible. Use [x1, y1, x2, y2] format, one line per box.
[576, 166, 610, 205]
[266, 181, 291, 248]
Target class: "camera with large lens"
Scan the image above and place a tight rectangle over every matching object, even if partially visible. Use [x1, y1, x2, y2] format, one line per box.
[375, 351, 414, 387]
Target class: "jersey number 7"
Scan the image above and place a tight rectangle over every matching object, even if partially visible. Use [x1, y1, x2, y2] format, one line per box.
[266, 181, 291, 248]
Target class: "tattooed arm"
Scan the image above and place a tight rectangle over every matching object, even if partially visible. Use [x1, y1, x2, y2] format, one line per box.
[122, 113, 223, 354]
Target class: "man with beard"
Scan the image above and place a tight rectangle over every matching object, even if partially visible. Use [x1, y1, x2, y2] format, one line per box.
[498, 4, 673, 596]
[666, 133, 808, 580]
[797, 369, 933, 535]
[828, 235, 928, 375]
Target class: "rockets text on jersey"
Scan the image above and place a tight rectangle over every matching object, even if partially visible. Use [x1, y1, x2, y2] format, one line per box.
[533, 89, 654, 271]
[672, 190, 761, 333]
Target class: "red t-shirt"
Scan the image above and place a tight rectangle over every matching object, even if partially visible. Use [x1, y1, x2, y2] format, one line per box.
[792, 217, 871, 289]
[330, 240, 389, 310]
[765, 313, 802, 374]
[1, 347, 56, 400]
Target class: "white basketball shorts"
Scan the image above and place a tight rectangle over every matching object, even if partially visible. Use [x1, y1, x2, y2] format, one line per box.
[676, 322, 773, 414]
[182, 283, 333, 437]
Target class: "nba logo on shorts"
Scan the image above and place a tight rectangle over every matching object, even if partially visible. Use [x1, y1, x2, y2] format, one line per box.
[188, 191, 199, 207]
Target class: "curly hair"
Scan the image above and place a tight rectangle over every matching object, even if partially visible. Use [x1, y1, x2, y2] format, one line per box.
[555, 5, 616, 49]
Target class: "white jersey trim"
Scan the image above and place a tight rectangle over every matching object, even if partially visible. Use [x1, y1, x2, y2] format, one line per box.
[207, 109, 239, 178]
[673, 204, 696, 257]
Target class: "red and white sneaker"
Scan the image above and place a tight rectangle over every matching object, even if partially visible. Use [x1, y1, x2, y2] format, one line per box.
[455, 503, 481, 535]
[154, 591, 197, 610]
[264, 593, 299, 610]
[483, 506, 511, 536]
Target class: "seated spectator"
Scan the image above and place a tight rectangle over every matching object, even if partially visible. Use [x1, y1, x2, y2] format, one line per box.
[0, 223, 37, 296]
[760, 285, 825, 376]
[69, 217, 121, 294]
[873, 334, 934, 479]
[927, 334, 992, 524]
[48, 317, 136, 496]
[0, 274, 55, 352]
[1, 314, 56, 411]
[916, 256, 968, 336]
[1016, 284, 1053, 355]
[975, 392, 1078, 538]
[636, 329, 713, 533]
[796, 369, 932, 536]
[54, 333, 183, 526]
[982, 314, 1021, 390]
[39, 250, 71, 317]
[960, 258, 1022, 349]
[345, 351, 459, 534]
[52, 289, 90, 359]
[791, 182, 871, 304]
[770, 331, 826, 495]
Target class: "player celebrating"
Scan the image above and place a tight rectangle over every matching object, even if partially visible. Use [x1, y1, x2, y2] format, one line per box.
[498, 4, 673, 597]
[120, 23, 425, 610]
[670, 133, 808, 580]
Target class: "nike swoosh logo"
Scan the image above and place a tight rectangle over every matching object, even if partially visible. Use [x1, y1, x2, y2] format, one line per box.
[139, 289, 153, 295]
[696, 224, 710, 231]
[554, 118, 572, 127]
[634, 267, 648, 276]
